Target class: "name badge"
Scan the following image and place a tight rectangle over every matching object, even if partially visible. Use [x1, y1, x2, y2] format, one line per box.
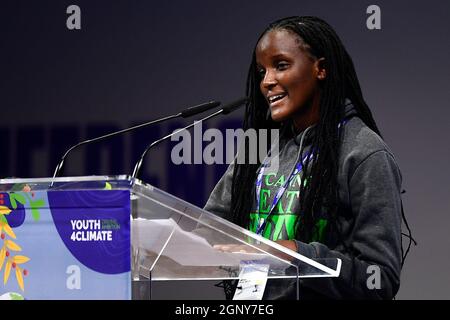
[233, 263, 269, 300]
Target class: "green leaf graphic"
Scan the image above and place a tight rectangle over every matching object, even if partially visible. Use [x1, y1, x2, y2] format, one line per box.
[31, 208, 40, 221]
[31, 199, 45, 209]
[10, 196, 17, 210]
[13, 193, 27, 205]
[9, 293, 24, 300]
[10, 184, 26, 192]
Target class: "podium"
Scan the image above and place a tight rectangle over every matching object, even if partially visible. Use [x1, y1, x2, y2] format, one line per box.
[0, 176, 340, 300]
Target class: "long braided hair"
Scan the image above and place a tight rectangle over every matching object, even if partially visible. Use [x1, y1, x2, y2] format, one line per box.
[229, 16, 381, 245]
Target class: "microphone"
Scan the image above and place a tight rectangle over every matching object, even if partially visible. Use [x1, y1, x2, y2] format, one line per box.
[131, 97, 248, 181]
[51, 100, 221, 180]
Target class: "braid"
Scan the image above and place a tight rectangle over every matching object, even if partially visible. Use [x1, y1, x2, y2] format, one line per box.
[230, 58, 277, 227]
[229, 16, 381, 247]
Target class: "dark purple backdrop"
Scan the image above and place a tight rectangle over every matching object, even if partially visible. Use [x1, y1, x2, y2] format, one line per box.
[1, 0, 449, 299]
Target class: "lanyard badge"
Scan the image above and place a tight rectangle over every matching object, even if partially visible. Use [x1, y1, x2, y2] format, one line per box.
[254, 119, 347, 237]
[255, 151, 313, 236]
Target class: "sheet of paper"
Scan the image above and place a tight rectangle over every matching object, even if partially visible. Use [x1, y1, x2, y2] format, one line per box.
[132, 218, 267, 266]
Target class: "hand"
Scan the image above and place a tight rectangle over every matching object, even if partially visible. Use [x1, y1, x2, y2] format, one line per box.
[213, 244, 261, 254]
[275, 240, 298, 252]
[213, 240, 298, 261]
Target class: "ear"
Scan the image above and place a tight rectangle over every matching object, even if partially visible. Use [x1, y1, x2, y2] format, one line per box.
[315, 57, 326, 80]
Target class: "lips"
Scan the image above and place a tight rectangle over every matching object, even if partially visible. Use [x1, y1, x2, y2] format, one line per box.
[267, 93, 287, 106]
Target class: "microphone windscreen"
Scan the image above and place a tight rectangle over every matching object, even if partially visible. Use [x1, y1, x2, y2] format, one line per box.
[180, 100, 221, 118]
[222, 97, 248, 115]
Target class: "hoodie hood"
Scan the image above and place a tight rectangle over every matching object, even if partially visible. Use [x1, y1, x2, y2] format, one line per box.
[290, 99, 358, 146]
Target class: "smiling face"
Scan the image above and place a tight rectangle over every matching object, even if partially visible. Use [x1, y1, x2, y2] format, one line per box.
[255, 29, 325, 131]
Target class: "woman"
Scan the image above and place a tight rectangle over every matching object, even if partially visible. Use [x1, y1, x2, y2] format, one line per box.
[205, 16, 412, 299]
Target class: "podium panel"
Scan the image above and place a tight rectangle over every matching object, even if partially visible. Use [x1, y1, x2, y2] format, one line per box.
[0, 176, 131, 300]
[0, 176, 340, 300]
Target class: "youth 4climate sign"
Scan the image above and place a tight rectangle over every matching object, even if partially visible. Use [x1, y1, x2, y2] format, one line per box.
[0, 189, 130, 300]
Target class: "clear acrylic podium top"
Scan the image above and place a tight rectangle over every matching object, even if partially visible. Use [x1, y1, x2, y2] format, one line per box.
[0, 175, 341, 299]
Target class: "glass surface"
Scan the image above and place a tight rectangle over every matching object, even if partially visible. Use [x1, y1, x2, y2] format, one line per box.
[0, 176, 341, 300]
[0, 175, 131, 191]
[131, 179, 340, 282]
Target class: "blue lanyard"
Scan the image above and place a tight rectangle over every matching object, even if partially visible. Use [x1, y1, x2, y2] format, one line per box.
[254, 119, 347, 236]
[255, 151, 313, 235]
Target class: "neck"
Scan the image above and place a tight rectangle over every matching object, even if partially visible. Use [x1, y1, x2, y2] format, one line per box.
[292, 100, 320, 134]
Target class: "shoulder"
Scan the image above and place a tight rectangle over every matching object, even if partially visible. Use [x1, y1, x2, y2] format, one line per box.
[341, 116, 394, 158]
[339, 116, 400, 179]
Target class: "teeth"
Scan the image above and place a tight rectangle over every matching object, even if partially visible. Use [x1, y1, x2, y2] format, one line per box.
[268, 94, 285, 103]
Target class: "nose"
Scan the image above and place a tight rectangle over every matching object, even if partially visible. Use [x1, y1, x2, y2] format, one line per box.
[261, 69, 277, 90]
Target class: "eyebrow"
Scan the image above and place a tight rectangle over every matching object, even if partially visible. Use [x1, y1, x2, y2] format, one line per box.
[270, 53, 289, 60]
[256, 53, 290, 68]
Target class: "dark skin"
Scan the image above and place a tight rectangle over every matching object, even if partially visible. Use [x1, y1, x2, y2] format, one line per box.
[216, 29, 327, 258]
[256, 29, 326, 133]
[214, 241, 297, 261]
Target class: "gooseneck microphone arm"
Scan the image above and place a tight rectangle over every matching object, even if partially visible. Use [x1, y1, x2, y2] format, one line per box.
[131, 110, 221, 181]
[51, 113, 179, 180]
[51, 100, 221, 181]
[131, 97, 248, 182]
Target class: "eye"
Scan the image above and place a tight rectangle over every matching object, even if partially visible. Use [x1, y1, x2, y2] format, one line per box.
[276, 62, 290, 71]
[257, 68, 266, 78]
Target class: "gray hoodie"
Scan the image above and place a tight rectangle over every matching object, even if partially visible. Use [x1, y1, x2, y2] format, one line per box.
[204, 104, 402, 299]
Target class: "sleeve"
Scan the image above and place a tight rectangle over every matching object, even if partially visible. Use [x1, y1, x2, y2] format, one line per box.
[203, 161, 235, 218]
[294, 150, 403, 299]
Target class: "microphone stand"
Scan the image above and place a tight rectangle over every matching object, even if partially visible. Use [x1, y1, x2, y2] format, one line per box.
[131, 97, 248, 182]
[50, 100, 221, 185]
[51, 113, 179, 182]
